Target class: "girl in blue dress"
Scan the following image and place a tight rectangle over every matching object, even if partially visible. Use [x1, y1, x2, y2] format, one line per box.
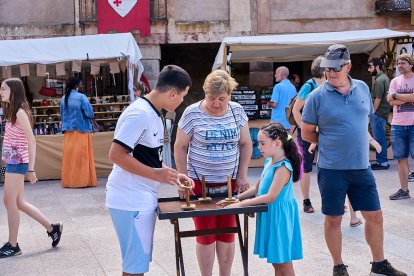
[226, 123, 303, 275]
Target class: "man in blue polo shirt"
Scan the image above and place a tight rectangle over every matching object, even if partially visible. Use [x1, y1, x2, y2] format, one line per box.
[301, 44, 406, 276]
[269, 66, 297, 131]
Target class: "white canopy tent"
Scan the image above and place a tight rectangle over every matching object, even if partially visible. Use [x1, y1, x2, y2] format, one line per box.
[0, 33, 143, 100]
[213, 28, 409, 70]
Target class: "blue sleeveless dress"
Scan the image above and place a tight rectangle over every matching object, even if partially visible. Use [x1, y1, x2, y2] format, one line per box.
[253, 158, 303, 264]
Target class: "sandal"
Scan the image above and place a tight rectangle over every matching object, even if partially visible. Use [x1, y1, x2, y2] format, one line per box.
[303, 199, 314, 213]
[350, 219, 362, 227]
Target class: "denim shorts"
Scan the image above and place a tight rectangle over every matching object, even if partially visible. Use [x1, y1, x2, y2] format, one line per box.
[317, 168, 381, 216]
[297, 128, 316, 173]
[5, 163, 29, 175]
[391, 125, 414, 160]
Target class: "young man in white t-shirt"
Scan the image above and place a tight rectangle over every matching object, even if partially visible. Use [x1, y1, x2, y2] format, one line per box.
[387, 53, 414, 201]
[106, 65, 193, 276]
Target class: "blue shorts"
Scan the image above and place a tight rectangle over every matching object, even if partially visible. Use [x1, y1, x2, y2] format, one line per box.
[6, 163, 29, 175]
[297, 128, 316, 173]
[391, 125, 414, 160]
[317, 168, 381, 216]
[109, 208, 156, 274]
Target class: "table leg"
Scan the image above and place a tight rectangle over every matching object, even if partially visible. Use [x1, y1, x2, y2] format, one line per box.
[235, 214, 248, 276]
[172, 219, 186, 276]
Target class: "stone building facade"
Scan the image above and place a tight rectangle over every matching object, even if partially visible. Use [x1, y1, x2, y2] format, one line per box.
[0, 0, 412, 104]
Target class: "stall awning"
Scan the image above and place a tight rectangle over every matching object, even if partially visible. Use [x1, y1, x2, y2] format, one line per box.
[0, 33, 142, 67]
[213, 29, 409, 70]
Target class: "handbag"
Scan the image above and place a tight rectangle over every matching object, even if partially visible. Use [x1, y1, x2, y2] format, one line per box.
[91, 119, 102, 132]
[39, 75, 58, 97]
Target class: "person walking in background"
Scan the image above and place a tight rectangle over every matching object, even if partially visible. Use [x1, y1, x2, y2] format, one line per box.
[0, 78, 62, 258]
[386, 53, 414, 200]
[106, 65, 193, 276]
[174, 70, 252, 276]
[60, 77, 97, 188]
[292, 56, 325, 213]
[290, 73, 302, 92]
[269, 66, 297, 131]
[368, 58, 391, 170]
[302, 44, 406, 276]
[133, 80, 149, 100]
[224, 123, 303, 275]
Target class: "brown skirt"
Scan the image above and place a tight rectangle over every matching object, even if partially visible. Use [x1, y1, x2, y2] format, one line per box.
[61, 131, 97, 188]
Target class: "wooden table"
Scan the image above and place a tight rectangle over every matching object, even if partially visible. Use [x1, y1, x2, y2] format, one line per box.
[158, 195, 267, 276]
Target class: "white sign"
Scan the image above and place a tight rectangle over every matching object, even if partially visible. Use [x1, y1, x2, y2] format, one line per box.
[108, 0, 138, 18]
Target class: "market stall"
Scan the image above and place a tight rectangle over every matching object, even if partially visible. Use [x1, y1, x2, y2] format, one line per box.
[213, 28, 410, 167]
[0, 33, 143, 180]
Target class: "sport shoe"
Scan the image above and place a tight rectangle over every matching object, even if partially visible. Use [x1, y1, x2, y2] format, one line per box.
[47, 222, 63, 247]
[0, 242, 22, 259]
[303, 199, 315, 213]
[371, 163, 390, 170]
[408, 172, 414, 182]
[333, 264, 349, 276]
[370, 259, 407, 275]
[389, 189, 410, 200]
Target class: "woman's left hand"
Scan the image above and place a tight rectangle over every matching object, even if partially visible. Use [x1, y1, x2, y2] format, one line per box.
[28, 171, 38, 184]
[236, 177, 249, 194]
[224, 202, 242, 208]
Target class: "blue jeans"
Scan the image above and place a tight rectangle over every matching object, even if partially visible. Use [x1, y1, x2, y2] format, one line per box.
[391, 125, 414, 160]
[370, 114, 388, 164]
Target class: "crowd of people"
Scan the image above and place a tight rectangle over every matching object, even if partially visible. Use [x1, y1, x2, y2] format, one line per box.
[0, 44, 410, 276]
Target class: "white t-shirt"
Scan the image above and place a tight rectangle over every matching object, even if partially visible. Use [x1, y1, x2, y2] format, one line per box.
[178, 101, 248, 184]
[105, 97, 164, 211]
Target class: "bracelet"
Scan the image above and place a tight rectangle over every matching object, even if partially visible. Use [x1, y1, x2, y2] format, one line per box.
[28, 170, 35, 173]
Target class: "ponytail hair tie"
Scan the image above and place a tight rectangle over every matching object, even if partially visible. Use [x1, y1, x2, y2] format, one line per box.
[287, 134, 292, 141]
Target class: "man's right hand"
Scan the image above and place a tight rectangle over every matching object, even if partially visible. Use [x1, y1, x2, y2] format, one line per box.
[154, 167, 180, 185]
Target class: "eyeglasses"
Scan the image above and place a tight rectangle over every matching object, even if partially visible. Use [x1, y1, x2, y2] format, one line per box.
[324, 63, 349, 72]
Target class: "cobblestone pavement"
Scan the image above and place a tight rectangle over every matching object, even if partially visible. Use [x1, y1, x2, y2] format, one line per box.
[0, 160, 413, 275]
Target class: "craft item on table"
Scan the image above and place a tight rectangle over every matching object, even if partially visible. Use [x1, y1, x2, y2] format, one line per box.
[180, 180, 195, 211]
[198, 175, 212, 203]
[217, 176, 238, 206]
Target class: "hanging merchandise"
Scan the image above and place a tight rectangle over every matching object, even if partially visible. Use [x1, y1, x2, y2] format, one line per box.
[90, 61, 100, 75]
[109, 61, 120, 74]
[56, 63, 66, 76]
[39, 73, 58, 97]
[2, 67, 11, 79]
[20, 64, 30, 77]
[72, 60, 82, 72]
[36, 64, 47, 76]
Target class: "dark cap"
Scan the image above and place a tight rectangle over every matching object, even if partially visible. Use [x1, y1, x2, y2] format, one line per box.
[320, 44, 351, 68]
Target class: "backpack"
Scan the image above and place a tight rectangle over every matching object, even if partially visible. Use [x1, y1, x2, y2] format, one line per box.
[285, 80, 316, 126]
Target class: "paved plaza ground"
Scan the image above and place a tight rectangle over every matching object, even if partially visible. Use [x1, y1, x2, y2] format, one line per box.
[0, 160, 413, 275]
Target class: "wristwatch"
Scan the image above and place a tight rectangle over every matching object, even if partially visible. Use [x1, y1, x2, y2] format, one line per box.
[392, 93, 397, 100]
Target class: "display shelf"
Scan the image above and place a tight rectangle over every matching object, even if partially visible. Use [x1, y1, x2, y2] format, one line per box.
[32, 105, 60, 109]
[31, 96, 129, 135]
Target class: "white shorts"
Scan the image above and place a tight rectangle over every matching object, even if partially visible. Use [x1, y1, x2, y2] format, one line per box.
[109, 208, 156, 274]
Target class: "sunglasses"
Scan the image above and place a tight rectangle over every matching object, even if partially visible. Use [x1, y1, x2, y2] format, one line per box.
[323, 63, 349, 72]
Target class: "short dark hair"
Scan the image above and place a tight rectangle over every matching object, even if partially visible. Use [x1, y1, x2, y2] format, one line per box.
[368, 58, 383, 70]
[155, 65, 192, 93]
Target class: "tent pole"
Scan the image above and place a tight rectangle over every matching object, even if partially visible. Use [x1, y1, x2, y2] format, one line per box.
[222, 45, 228, 71]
